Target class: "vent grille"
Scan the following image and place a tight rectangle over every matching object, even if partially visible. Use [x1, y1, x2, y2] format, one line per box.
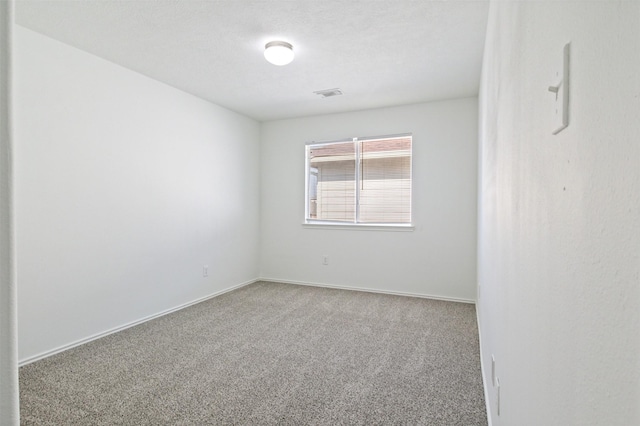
[314, 88, 343, 98]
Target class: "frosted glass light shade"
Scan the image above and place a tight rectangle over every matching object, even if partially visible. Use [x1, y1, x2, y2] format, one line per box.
[264, 41, 294, 66]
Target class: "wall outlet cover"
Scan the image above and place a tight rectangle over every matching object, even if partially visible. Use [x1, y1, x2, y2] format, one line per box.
[491, 355, 496, 386]
[496, 377, 501, 416]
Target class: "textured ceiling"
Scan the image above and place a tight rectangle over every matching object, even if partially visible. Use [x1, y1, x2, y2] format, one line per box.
[15, 0, 489, 122]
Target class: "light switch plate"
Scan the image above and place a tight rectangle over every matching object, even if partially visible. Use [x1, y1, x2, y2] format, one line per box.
[550, 42, 570, 135]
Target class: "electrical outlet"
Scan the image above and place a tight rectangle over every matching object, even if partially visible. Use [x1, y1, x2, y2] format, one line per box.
[496, 377, 501, 416]
[491, 355, 496, 386]
[322, 255, 329, 266]
[203, 265, 209, 277]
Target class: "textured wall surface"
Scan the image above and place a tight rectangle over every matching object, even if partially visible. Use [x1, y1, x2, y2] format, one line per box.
[477, 1, 639, 425]
[14, 27, 261, 362]
[260, 99, 478, 301]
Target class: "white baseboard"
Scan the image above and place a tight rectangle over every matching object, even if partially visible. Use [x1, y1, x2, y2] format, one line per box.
[19, 278, 259, 367]
[259, 277, 476, 304]
[476, 305, 493, 426]
[20, 277, 475, 367]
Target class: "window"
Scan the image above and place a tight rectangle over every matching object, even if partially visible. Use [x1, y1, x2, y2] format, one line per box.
[305, 134, 412, 226]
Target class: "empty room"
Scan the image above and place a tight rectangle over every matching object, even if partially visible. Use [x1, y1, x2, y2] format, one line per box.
[0, 0, 638, 425]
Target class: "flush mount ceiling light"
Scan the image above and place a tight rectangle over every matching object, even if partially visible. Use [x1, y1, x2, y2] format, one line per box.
[264, 41, 294, 66]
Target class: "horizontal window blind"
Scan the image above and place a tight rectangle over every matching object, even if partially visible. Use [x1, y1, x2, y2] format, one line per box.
[359, 136, 411, 223]
[306, 134, 412, 225]
[308, 141, 355, 222]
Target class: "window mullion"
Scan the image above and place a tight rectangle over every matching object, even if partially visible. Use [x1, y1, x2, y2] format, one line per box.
[354, 137, 360, 223]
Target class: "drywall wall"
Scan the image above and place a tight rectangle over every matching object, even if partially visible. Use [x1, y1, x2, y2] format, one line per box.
[0, 2, 19, 425]
[14, 26, 260, 362]
[260, 99, 478, 301]
[477, 1, 639, 425]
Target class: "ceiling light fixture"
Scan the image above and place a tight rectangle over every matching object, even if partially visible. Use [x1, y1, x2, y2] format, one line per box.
[264, 41, 294, 66]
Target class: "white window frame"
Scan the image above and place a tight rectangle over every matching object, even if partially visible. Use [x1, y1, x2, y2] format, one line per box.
[304, 133, 414, 230]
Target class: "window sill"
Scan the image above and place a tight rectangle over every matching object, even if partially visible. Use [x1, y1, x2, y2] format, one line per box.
[302, 222, 415, 232]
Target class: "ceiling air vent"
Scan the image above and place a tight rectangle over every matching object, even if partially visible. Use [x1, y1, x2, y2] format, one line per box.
[314, 88, 343, 98]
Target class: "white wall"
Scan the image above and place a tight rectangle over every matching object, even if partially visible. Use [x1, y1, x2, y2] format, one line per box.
[14, 27, 261, 362]
[260, 99, 478, 301]
[478, 1, 639, 425]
